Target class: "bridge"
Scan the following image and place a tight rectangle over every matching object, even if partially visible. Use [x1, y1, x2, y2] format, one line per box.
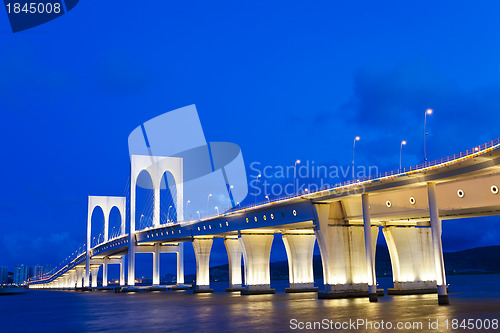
[29, 126, 500, 306]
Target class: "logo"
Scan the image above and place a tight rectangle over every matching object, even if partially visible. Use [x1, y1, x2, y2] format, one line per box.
[128, 105, 248, 222]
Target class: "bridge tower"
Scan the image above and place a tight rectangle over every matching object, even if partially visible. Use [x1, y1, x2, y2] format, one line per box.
[128, 155, 184, 287]
[86, 196, 126, 287]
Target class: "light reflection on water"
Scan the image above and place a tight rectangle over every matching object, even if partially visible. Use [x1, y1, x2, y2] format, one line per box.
[1, 274, 500, 332]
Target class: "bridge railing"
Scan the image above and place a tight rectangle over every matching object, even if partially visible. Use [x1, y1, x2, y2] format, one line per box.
[227, 137, 500, 215]
[28, 246, 87, 284]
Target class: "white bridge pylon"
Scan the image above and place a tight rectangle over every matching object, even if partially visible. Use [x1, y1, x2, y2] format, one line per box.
[129, 155, 184, 286]
[85, 196, 126, 287]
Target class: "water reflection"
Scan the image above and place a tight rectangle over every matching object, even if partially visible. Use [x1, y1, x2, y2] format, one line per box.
[1, 275, 500, 332]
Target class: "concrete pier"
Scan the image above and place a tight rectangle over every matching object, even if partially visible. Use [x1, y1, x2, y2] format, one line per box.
[192, 238, 213, 293]
[224, 237, 244, 292]
[240, 233, 275, 295]
[282, 233, 318, 293]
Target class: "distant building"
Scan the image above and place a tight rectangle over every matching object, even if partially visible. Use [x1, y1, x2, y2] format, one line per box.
[33, 265, 52, 281]
[13, 265, 30, 286]
[0, 266, 8, 285]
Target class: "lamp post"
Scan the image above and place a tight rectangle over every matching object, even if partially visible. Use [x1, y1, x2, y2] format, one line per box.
[229, 185, 234, 208]
[196, 211, 201, 220]
[215, 206, 219, 215]
[206, 194, 212, 217]
[294, 160, 301, 195]
[265, 195, 270, 203]
[400, 140, 407, 171]
[352, 136, 360, 180]
[167, 205, 172, 223]
[255, 174, 261, 204]
[424, 109, 433, 164]
[186, 200, 190, 218]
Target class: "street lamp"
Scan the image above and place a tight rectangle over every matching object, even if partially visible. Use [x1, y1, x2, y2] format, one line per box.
[196, 211, 201, 220]
[400, 140, 407, 171]
[352, 136, 360, 180]
[215, 206, 219, 214]
[265, 195, 270, 203]
[167, 205, 172, 223]
[294, 160, 301, 195]
[255, 174, 261, 204]
[184, 200, 190, 224]
[424, 109, 432, 164]
[206, 194, 212, 216]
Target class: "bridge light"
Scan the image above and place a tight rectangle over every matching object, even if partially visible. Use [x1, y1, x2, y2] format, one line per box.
[457, 189, 465, 198]
[426, 109, 433, 115]
[491, 185, 499, 195]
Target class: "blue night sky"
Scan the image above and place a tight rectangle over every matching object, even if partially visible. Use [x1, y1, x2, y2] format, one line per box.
[1, 1, 500, 277]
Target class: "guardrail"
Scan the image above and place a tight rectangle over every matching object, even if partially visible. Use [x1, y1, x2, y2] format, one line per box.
[234, 137, 500, 212]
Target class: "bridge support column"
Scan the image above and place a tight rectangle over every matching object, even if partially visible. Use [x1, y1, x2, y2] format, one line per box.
[176, 243, 184, 285]
[153, 243, 160, 286]
[282, 233, 318, 293]
[128, 236, 136, 286]
[314, 203, 379, 299]
[76, 267, 84, 288]
[102, 257, 109, 287]
[428, 182, 449, 305]
[383, 226, 437, 294]
[84, 259, 90, 288]
[240, 233, 275, 295]
[119, 257, 126, 286]
[63, 274, 70, 288]
[192, 238, 213, 293]
[224, 237, 243, 292]
[91, 266, 100, 288]
[69, 271, 77, 289]
[362, 194, 378, 302]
